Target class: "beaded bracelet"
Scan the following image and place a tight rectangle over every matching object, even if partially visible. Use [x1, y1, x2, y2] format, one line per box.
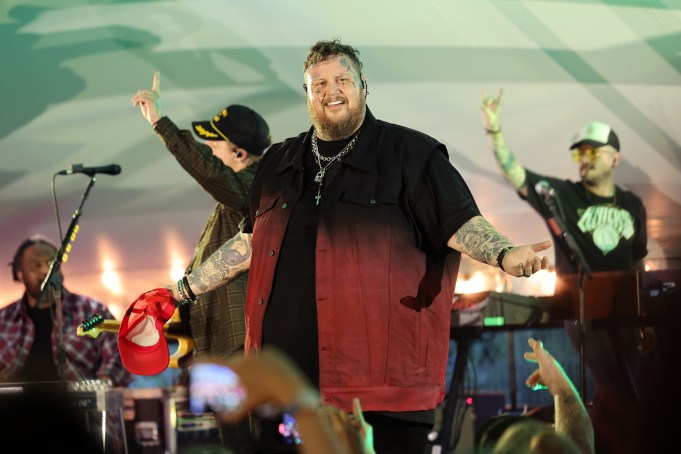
[177, 278, 195, 306]
[182, 275, 197, 301]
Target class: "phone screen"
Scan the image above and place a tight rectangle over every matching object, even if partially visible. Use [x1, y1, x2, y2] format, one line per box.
[279, 412, 302, 446]
[188, 362, 246, 414]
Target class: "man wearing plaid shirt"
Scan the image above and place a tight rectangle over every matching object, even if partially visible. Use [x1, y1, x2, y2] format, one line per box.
[132, 71, 271, 453]
[0, 234, 131, 386]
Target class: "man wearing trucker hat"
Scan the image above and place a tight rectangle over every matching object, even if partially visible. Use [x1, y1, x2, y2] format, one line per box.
[132, 71, 271, 453]
[479, 89, 658, 454]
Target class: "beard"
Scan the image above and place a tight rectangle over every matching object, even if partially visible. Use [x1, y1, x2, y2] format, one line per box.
[307, 96, 365, 140]
[581, 166, 606, 186]
[582, 174, 596, 186]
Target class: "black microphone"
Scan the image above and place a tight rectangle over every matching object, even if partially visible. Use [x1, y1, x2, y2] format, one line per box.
[58, 163, 121, 176]
[535, 180, 556, 198]
[536, 180, 563, 235]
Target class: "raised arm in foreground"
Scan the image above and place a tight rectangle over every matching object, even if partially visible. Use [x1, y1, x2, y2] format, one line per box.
[524, 338, 595, 454]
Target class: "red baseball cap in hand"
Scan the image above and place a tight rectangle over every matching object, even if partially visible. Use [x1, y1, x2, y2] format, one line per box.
[118, 288, 177, 376]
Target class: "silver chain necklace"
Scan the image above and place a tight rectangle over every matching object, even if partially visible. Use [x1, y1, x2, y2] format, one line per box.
[311, 130, 360, 205]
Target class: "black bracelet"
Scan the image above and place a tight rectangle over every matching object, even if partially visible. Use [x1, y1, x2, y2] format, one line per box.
[496, 246, 513, 272]
[182, 275, 197, 301]
[177, 279, 192, 306]
[485, 127, 501, 135]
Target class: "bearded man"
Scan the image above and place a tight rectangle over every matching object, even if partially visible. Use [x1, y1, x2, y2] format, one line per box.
[145, 39, 552, 454]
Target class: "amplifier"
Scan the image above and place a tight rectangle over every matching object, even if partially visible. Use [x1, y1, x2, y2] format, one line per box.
[0, 380, 126, 453]
[124, 386, 222, 454]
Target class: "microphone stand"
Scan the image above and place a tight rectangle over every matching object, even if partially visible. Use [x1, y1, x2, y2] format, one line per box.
[37, 175, 98, 388]
[430, 326, 479, 454]
[542, 191, 592, 400]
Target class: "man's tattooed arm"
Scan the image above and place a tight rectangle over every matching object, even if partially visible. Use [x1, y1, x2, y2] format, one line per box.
[489, 132, 528, 194]
[446, 215, 513, 265]
[185, 231, 253, 296]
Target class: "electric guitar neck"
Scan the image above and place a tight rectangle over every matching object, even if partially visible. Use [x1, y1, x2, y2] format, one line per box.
[77, 311, 193, 369]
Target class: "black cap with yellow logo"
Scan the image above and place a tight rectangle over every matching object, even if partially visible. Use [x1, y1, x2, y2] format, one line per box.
[192, 105, 271, 156]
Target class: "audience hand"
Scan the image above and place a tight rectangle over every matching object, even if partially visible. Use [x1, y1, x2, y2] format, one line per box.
[195, 348, 366, 454]
[320, 398, 376, 454]
[523, 337, 574, 396]
[523, 337, 595, 454]
[203, 348, 317, 424]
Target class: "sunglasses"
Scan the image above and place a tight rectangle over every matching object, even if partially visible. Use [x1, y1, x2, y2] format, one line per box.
[571, 148, 601, 162]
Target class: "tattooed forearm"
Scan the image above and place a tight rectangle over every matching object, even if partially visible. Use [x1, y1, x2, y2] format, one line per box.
[187, 232, 252, 295]
[490, 134, 527, 191]
[447, 215, 513, 265]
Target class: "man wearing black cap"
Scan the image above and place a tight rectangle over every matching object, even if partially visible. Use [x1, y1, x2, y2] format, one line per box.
[132, 72, 271, 453]
[480, 89, 655, 454]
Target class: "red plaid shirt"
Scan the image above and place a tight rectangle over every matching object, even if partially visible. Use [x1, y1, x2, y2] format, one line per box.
[0, 289, 132, 386]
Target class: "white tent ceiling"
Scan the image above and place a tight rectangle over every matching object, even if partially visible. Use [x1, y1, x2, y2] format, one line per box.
[2, 0, 680, 317]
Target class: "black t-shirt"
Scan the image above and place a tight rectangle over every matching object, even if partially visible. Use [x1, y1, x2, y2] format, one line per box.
[523, 170, 647, 275]
[13, 305, 60, 382]
[256, 137, 347, 452]
[260, 135, 334, 390]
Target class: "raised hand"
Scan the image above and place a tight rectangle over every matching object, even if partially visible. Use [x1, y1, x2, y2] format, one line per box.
[351, 398, 376, 454]
[209, 348, 317, 423]
[131, 71, 163, 125]
[481, 88, 503, 132]
[523, 338, 595, 454]
[523, 337, 572, 395]
[318, 398, 376, 454]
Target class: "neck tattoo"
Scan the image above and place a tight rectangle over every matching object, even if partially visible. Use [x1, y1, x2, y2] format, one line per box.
[310, 130, 360, 206]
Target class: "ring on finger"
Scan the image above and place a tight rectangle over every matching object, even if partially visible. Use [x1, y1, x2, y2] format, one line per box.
[521, 264, 530, 277]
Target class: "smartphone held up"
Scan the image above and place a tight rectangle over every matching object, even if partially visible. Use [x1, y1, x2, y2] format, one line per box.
[188, 363, 246, 415]
[188, 361, 303, 446]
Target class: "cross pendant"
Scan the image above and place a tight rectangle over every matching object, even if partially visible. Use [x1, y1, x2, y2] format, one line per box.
[314, 169, 325, 184]
[315, 191, 322, 206]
